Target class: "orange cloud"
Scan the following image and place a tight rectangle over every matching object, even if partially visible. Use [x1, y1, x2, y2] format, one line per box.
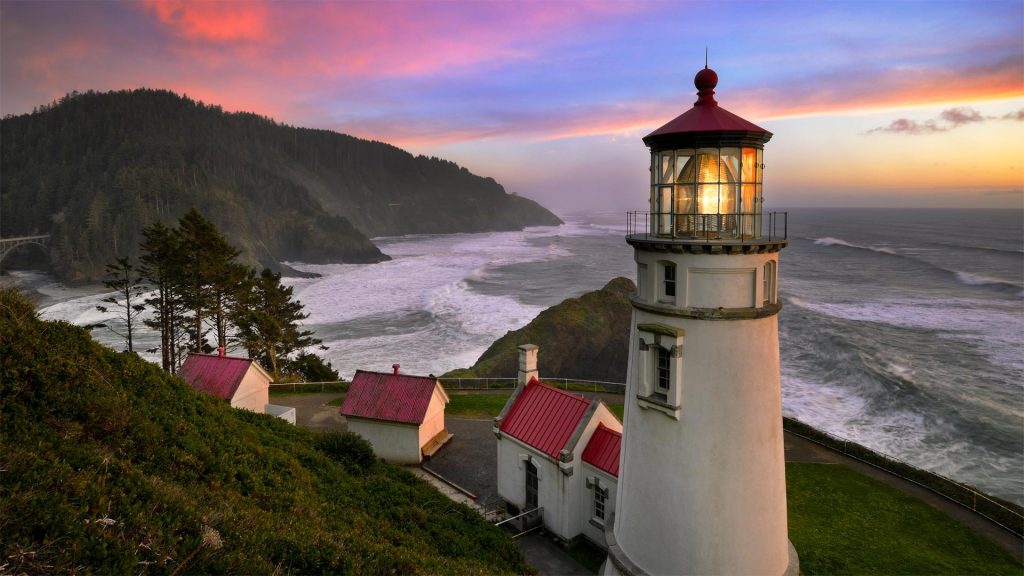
[143, 0, 270, 42]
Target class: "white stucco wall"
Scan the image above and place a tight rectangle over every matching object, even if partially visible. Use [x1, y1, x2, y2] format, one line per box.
[497, 403, 623, 544]
[418, 386, 448, 447]
[579, 463, 618, 548]
[348, 418, 422, 464]
[612, 248, 790, 575]
[230, 366, 270, 413]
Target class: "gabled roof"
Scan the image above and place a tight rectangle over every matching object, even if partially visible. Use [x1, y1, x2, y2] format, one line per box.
[179, 353, 266, 401]
[339, 370, 445, 425]
[582, 423, 622, 478]
[500, 378, 591, 458]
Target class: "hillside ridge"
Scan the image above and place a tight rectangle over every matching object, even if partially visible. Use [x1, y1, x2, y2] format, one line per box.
[0, 88, 561, 281]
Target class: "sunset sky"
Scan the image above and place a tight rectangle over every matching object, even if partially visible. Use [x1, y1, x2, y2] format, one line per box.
[2, 0, 1022, 211]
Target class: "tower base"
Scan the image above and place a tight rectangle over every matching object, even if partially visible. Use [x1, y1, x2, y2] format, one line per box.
[600, 516, 800, 576]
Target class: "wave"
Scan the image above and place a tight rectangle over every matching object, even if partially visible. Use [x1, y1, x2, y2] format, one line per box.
[812, 236, 898, 255]
[808, 236, 1023, 297]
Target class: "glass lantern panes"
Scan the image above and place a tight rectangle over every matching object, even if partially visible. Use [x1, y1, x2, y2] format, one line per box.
[651, 145, 764, 240]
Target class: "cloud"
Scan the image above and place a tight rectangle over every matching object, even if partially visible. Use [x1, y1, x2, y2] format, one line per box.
[866, 118, 946, 135]
[940, 106, 985, 126]
[865, 106, 1019, 135]
[1002, 108, 1024, 121]
[142, 0, 270, 43]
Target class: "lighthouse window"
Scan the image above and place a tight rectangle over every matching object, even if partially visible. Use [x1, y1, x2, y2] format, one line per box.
[763, 261, 777, 305]
[661, 262, 676, 302]
[656, 347, 671, 393]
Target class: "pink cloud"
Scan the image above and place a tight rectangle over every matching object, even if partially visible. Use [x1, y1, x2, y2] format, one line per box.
[142, 0, 271, 43]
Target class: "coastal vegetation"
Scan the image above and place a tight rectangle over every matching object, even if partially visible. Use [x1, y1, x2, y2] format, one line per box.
[0, 88, 561, 282]
[100, 209, 332, 381]
[445, 277, 634, 382]
[0, 289, 529, 574]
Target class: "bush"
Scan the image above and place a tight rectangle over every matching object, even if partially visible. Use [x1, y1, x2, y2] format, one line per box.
[285, 351, 340, 382]
[314, 431, 376, 475]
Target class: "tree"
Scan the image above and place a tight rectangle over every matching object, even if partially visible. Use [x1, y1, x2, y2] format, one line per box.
[231, 268, 320, 381]
[174, 208, 242, 353]
[139, 221, 187, 373]
[94, 257, 147, 352]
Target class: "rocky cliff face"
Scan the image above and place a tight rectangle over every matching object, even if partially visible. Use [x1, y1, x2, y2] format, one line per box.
[447, 277, 634, 382]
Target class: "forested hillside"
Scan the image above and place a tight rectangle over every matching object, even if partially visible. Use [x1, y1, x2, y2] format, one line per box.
[0, 288, 529, 574]
[1, 89, 561, 282]
[446, 277, 634, 382]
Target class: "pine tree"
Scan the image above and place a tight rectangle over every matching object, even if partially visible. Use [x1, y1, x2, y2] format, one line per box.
[232, 268, 320, 381]
[139, 221, 186, 372]
[94, 257, 147, 352]
[174, 208, 242, 353]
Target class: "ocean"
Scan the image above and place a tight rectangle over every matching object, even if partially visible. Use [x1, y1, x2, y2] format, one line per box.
[15, 207, 1024, 505]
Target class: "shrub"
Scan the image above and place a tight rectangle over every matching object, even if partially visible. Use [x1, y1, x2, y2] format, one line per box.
[313, 431, 376, 475]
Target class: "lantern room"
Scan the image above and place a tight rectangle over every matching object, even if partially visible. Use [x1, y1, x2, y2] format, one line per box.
[642, 67, 773, 241]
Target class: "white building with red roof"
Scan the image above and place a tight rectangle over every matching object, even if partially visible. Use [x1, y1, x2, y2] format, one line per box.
[339, 365, 451, 464]
[178, 348, 295, 424]
[494, 345, 622, 547]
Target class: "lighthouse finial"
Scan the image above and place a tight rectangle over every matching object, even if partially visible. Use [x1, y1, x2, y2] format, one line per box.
[705, 46, 708, 69]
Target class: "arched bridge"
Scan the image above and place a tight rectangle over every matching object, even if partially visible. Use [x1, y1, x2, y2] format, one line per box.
[0, 235, 51, 264]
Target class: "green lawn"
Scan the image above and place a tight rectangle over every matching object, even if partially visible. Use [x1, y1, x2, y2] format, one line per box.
[787, 462, 1021, 575]
[446, 393, 513, 418]
[326, 396, 345, 407]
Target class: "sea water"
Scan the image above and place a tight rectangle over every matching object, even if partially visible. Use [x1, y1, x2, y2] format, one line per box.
[22, 208, 1024, 505]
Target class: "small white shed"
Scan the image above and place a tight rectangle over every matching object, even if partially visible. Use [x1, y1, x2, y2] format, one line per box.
[339, 367, 451, 464]
[178, 349, 295, 424]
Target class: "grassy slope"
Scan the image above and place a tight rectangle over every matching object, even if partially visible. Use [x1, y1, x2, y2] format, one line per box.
[0, 289, 528, 574]
[788, 463, 1021, 575]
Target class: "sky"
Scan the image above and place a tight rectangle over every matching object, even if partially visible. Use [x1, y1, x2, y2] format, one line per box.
[2, 0, 1022, 212]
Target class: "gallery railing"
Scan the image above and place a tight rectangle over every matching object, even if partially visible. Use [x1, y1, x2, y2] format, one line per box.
[626, 211, 787, 243]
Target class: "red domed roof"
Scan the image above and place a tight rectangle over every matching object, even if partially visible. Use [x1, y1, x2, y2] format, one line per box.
[643, 67, 772, 150]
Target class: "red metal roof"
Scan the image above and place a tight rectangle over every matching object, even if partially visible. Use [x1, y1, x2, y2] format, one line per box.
[178, 353, 256, 401]
[339, 370, 441, 425]
[582, 423, 622, 478]
[500, 378, 591, 458]
[643, 67, 771, 148]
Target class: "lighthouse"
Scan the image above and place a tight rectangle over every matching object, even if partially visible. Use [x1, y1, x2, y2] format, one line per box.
[602, 66, 797, 576]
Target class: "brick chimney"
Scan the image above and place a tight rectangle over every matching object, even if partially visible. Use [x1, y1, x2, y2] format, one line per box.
[218, 346, 225, 357]
[517, 344, 539, 386]
[392, 363, 400, 375]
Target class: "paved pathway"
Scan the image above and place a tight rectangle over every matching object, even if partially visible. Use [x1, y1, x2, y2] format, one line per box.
[270, 393, 346, 430]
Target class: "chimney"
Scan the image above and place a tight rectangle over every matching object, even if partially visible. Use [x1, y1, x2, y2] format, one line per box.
[392, 363, 400, 375]
[517, 344, 539, 387]
[218, 346, 225, 357]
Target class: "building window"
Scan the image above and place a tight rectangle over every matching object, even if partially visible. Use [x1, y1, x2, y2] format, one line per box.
[763, 261, 776, 306]
[661, 262, 676, 302]
[594, 488, 607, 521]
[637, 263, 647, 301]
[656, 346, 671, 394]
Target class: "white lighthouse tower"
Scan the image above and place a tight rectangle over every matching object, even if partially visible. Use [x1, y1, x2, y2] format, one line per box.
[602, 66, 797, 576]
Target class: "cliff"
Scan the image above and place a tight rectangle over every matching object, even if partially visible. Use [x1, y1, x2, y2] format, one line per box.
[447, 277, 635, 382]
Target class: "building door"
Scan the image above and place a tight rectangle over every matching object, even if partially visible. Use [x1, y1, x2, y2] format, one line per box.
[525, 460, 538, 510]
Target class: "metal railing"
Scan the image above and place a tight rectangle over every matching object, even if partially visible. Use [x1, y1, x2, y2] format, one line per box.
[438, 377, 625, 393]
[494, 506, 544, 538]
[783, 417, 1024, 537]
[268, 381, 348, 393]
[626, 211, 787, 243]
